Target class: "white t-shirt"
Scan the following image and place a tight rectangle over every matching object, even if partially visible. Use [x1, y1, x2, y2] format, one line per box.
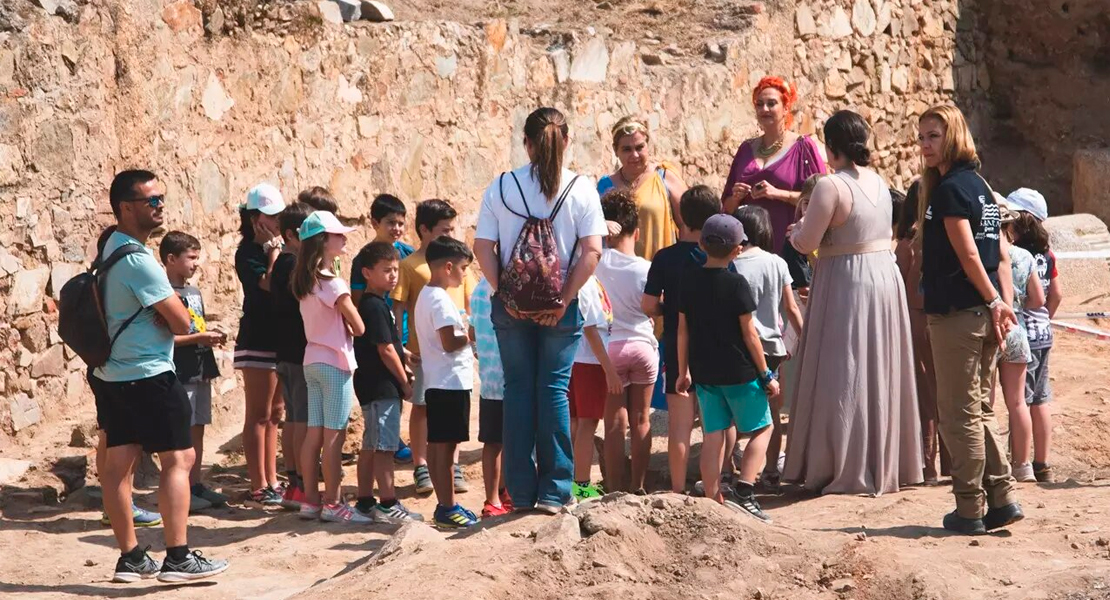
[414, 285, 473, 390]
[732, 249, 793, 357]
[594, 249, 656, 347]
[574, 277, 613, 365]
[476, 165, 608, 276]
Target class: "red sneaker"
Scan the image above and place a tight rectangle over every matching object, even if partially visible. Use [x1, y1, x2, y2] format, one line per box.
[481, 501, 511, 518]
[499, 489, 514, 512]
[281, 485, 305, 510]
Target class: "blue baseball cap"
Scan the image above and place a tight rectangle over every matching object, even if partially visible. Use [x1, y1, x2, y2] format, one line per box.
[1006, 188, 1048, 222]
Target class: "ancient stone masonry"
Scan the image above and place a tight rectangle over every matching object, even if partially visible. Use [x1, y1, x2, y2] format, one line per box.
[0, 0, 991, 443]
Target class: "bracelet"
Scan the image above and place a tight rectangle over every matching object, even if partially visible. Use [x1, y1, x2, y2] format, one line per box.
[758, 369, 775, 386]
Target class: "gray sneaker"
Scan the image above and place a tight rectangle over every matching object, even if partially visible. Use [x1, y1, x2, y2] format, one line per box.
[373, 501, 424, 523]
[414, 465, 434, 494]
[188, 494, 213, 514]
[193, 483, 230, 506]
[453, 464, 469, 493]
[112, 547, 162, 583]
[157, 550, 229, 583]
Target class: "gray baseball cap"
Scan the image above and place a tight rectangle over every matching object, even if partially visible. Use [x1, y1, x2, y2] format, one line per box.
[700, 214, 747, 246]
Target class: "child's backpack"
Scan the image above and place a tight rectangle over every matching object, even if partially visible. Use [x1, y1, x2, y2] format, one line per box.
[496, 171, 581, 313]
[58, 244, 146, 368]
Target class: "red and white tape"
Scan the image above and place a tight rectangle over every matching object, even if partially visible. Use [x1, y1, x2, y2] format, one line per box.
[1051, 320, 1110, 341]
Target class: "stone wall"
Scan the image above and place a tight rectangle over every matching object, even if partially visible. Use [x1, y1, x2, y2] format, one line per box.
[0, 0, 986, 445]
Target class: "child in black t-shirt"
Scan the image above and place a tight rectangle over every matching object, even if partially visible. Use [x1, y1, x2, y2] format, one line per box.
[271, 202, 313, 507]
[353, 242, 422, 523]
[676, 214, 779, 524]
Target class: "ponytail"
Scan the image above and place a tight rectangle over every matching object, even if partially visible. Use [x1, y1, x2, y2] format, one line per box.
[524, 107, 569, 200]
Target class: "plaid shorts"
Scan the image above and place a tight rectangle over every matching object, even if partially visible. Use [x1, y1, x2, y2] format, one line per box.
[304, 363, 354, 430]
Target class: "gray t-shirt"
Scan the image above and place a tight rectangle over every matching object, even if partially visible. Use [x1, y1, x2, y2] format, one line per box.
[733, 249, 793, 357]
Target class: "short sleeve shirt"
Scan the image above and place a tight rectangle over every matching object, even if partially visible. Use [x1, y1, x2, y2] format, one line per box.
[390, 252, 474, 355]
[921, 161, 1001, 314]
[172, 284, 219, 383]
[594, 249, 656, 346]
[351, 241, 415, 344]
[300, 275, 357, 372]
[413, 285, 473, 390]
[234, 241, 277, 351]
[93, 231, 176, 382]
[732, 250, 792, 357]
[678, 267, 758, 386]
[644, 241, 733, 354]
[353, 293, 404, 404]
[1024, 250, 1057, 349]
[470, 278, 504, 400]
[574, 277, 613, 365]
[475, 165, 608, 276]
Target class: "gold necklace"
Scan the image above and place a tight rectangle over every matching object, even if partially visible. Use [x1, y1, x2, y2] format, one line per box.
[756, 136, 784, 159]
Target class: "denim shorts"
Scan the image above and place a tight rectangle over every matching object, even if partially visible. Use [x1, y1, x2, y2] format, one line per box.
[182, 381, 212, 427]
[304, 363, 354, 430]
[1026, 347, 1052, 406]
[361, 399, 402, 452]
[696, 380, 772, 434]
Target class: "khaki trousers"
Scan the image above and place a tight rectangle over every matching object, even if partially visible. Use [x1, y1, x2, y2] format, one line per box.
[927, 308, 1017, 519]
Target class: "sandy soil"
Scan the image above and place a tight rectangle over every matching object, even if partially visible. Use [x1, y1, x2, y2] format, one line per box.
[4, 309, 1110, 599]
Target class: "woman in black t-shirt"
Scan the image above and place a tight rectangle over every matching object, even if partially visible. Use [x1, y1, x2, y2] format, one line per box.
[916, 106, 1022, 536]
[234, 184, 287, 505]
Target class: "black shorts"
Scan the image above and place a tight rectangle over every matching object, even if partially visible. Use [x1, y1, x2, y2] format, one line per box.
[88, 370, 109, 430]
[765, 355, 785, 376]
[100, 371, 193, 453]
[425, 388, 471, 444]
[478, 397, 503, 444]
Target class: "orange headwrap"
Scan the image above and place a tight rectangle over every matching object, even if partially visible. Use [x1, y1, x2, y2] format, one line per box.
[752, 76, 798, 129]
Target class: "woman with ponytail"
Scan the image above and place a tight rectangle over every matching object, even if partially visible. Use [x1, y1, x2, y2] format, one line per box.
[782, 110, 923, 496]
[473, 107, 608, 512]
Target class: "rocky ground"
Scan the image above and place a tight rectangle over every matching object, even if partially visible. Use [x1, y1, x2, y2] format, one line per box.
[3, 325, 1110, 600]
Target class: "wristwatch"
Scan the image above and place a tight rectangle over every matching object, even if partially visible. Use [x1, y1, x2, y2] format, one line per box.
[758, 369, 776, 390]
[987, 295, 1004, 310]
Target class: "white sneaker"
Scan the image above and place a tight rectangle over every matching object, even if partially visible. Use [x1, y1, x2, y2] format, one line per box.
[298, 503, 322, 520]
[1012, 462, 1037, 482]
[321, 502, 374, 524]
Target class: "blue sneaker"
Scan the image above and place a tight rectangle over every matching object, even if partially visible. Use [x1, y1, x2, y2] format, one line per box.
[101, 504, 163, 528]
[433, 504, 479, 529]
[394, 441, 413, 464]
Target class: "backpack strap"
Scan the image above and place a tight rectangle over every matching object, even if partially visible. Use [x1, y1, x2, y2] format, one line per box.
[97, 243, 150, 356]
[549, 175, 581, 220]
[499, 172, 531, 219]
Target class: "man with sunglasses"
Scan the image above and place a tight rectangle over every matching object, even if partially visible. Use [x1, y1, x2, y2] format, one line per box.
[96, 170, 229, 583]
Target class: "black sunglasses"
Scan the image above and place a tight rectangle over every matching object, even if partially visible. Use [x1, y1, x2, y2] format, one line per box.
[123, 195, 166, 209]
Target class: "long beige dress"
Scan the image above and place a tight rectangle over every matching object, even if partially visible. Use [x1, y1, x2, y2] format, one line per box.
[782, 170, 923, 495]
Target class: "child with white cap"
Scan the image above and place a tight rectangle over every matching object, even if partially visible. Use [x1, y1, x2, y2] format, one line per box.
[289, 210, 370, 523]
[1006, 188, 1061, 483]
[235, 183, 288, 505]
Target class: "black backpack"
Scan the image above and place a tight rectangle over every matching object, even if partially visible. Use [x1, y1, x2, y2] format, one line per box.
[58, 244, 146, 368]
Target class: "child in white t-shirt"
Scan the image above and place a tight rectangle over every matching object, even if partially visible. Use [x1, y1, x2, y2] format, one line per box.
[732, 205, 804, 490]
[413, 236, 478, 529]
[569, 276, 621, 501]
[594, 190, 659, 494]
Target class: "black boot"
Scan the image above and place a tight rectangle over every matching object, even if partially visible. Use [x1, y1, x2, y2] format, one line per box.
[943, 510, 987, 535]
[983, 503, 1024, 531]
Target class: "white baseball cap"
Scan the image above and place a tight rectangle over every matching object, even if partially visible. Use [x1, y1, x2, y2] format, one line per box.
[1006, 188, 1048, 222]
[242, 183, 286, 216]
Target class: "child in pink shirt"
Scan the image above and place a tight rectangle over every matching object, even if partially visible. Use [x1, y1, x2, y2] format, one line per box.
[290, 211, 368, 524]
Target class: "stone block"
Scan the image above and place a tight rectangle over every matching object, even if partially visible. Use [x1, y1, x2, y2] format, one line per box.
[1074, 150, 1110, 227]
[852, 0, 876, 36]
[161, 1, 202, 32]
[1044, 213, 1110, 305]
[329, 0, 361, 22]
[317, 1, 343, 25]
[49, 263, 81, 301]
[360, 1, 394, 22]
[820, 6, 853, 39]
[569, 37, 609, 83]
[31, 344, 66, 379]
[0, 457, 32, 485]
[10, 268, 49, 316]
[202, 73, 234, 121]
[0, 143, 22, 186]
[795, 4, 816, 37]
[10, 393, 41, 431]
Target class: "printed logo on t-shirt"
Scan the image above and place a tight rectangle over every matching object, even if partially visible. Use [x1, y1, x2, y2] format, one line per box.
[977, 197, 1000, 242]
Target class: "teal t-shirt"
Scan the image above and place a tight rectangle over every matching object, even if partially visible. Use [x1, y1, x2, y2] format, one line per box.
[93, 231, 177, 382]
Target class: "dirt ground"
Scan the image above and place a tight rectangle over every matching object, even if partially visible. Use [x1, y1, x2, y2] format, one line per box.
[4, 308, 1110, 599]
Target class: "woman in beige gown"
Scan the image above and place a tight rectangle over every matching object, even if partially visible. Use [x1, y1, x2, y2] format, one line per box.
[782, 110, 923, 495]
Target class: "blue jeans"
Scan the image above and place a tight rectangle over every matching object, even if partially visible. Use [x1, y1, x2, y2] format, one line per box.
[491, 297, 583, 508]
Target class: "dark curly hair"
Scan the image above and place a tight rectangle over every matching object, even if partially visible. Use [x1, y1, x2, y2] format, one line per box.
[601, 188, 639, 238]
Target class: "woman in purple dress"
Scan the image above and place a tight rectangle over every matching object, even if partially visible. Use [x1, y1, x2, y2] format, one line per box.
[720, 76, 826, 486]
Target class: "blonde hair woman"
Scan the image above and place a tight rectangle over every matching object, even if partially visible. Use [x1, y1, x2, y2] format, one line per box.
[916, 105, 1022, 535]
[598, 117, 688, 261]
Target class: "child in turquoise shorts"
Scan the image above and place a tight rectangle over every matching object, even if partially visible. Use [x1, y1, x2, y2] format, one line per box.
[676, 214, 780, 523]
